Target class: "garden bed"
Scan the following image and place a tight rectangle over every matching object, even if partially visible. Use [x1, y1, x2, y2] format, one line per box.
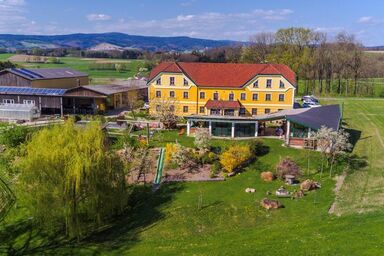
[163, 164, 224, 182]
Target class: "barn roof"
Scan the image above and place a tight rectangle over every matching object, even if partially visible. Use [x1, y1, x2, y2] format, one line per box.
[149, 62, 296, 88]
[1, 68, 88, 80]
[66, 79, 147, 96]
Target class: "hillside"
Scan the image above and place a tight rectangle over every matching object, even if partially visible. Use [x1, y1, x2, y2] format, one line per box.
[0, 32, 241, 52]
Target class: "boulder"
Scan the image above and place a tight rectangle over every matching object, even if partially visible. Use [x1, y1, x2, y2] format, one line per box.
[245, 188, 256, 193]
[300, 179, 321, 191]
[260, 198, 284, 210]
[260, 171, 274, 182]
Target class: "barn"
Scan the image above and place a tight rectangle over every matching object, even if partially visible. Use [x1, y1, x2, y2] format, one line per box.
[0, 68, 148, 117]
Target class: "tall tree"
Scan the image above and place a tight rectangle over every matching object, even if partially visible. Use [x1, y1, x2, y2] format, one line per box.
[17, 120, 128, 239]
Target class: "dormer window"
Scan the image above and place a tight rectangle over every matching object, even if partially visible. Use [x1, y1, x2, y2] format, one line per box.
[266, 79, 272, 88]
[156, 78, 161, 85]
[253, 80, 259, 88]
[280, 80, 285, 88]
[183, 78, 189, 86]
[170, 77, 175, 85]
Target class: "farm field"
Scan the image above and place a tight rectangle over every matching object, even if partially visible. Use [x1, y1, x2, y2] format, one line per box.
[0, 53, 144, 80]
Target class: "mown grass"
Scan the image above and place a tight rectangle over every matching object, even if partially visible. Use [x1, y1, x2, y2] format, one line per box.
[324, 98, 384, 215]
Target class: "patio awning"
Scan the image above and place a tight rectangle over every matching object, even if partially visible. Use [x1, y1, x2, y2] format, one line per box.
[187, 104, 342, 131]
[205, 100, 241, 109]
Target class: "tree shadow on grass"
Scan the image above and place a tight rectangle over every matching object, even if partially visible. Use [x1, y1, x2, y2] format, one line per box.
[80, 182, 184, 251]
[0, 182, 184, 255]
[344, 128, 361, 151]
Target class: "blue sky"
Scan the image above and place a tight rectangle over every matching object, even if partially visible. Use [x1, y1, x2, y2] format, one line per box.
[0, 0, 383, 45]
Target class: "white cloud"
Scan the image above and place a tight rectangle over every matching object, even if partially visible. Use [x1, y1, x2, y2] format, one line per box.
[176, 15, 195, 21]
[86, 13, 111, 21]
[91, 9, 294, 40]
[0, 0, 27, 33]
[358, 16, 374, 24]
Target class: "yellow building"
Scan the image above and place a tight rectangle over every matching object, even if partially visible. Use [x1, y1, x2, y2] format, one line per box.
[148, 62, 296, 117]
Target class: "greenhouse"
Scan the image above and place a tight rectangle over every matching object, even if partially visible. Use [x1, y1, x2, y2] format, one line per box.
[0, 104, 40, 121]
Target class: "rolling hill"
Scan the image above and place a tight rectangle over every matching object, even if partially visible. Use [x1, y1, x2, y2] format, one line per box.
[0, 32, 241, 52]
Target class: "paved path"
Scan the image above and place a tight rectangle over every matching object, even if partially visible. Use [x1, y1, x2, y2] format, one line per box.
[328, 172, 347, 215]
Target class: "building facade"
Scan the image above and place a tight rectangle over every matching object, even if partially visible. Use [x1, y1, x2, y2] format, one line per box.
[148, 62, 296, 117]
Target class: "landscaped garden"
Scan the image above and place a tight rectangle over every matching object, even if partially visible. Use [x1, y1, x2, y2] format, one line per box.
[1, 98, 384, 255]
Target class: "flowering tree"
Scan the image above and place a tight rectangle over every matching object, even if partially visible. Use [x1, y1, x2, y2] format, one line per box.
[312, 126, 352, 177]
[194, 128, 211, 151]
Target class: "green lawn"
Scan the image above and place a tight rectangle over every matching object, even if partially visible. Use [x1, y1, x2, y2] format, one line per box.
[324, 98, 384, 215]
[0, 53, 14, 61]
[3, 99, 384, 255]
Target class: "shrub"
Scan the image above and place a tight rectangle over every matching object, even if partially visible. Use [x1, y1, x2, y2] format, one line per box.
[201, 151, 217, 165]
[0, 125, 30, 147]
[210, 161, 222, 178]
[276, 157, 301, 179]
[220, 145, 251, 173]
[165, 143, 180, 164]
[249, 139, 268, 156]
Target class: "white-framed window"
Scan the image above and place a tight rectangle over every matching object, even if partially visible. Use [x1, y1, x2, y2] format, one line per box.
[183, 78, 189, 86]
[280, 80, 285, 88]
[23, 100, 35, 105]
[169, 91, 175, 98]
[200, 92, 205, 99]
[183, 91, 189, 99]
[156, 90, 161, 98]
[252, 108, 257, 115]
[3, 99, 14, 104]
[199, 106, 205, 113]
[156, 78, 161, 85]
[252, 93, 258, 101]
[266, 79, 272, 88]
[170, 77, 175, 85]
[213, 92, 219, 100]
[265, 94, 271, 101]
[240, 93, 246, 100]
[279, 94, 285, 102]
[253, 80, 259, 88]
[183, 106, 189, 113]
[228, 93, 234, 101]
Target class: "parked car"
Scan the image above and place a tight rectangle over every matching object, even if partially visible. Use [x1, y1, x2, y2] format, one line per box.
[302, 102, 321, 108]
[301, 95, 319, 103]
[293, 102, 301, 109]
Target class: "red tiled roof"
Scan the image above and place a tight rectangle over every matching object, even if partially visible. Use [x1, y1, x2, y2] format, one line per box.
[149, 62, 296, 88]
[205, 100, 241, 109]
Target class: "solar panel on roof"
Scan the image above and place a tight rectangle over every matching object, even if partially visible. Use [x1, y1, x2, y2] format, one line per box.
[0, 87, 67, 96]
[20, 69, 44, 79]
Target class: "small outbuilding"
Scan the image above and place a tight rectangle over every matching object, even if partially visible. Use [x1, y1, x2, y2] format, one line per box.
[0, 103, 40, 121]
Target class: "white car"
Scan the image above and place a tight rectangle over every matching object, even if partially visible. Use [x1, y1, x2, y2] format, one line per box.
[302, 95, 319, 103]
[302, 102, 321, 108]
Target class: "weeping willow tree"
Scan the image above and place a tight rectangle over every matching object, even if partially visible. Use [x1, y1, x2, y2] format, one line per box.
[17, 120, 128, 239]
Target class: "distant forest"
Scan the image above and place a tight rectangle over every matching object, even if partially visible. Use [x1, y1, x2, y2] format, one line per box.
[5, 27, 384, 97]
